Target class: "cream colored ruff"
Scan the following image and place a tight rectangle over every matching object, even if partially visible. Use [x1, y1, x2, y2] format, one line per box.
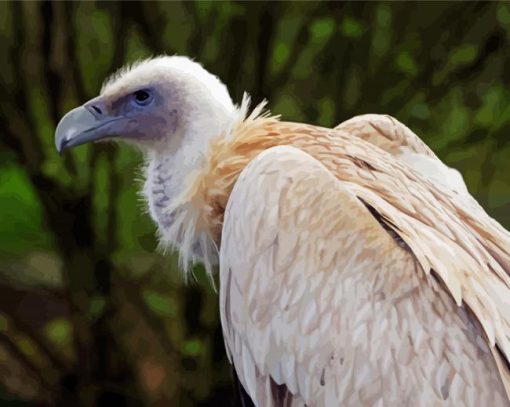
[162, 99, 510, 406]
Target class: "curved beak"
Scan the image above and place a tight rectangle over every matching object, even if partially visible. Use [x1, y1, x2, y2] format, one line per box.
[55, 100, 123, 153]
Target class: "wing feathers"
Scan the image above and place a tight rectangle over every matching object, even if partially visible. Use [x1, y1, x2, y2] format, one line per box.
[220, 145, 509, 406]
[178, 109, 510, 404]
[335, 114, 468, 194]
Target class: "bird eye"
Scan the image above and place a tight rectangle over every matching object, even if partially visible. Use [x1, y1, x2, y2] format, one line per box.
[132, 89, 153, 106]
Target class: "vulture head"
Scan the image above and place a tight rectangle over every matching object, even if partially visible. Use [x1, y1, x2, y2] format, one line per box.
[56, 56, 236, 155]
[56, 56, 240, 271]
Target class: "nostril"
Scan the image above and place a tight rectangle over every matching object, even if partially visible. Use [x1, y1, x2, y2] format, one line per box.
[91, 105, 102, 115]
[84, 99, 107, 118]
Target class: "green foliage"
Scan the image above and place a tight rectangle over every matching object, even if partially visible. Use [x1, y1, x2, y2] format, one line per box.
[181, 338, 204, 357]
[0, 314, 8, 332]
[273, 42, 290, 70]
[409, 103, 430, 120]
[75, 5, 115, 96]
[17, 338, 37, 358]
[142, 290, 177, 317]
[371, 6, 391, 60]
[195, 1, 214, 21]
[340, 16, 364, 38]
[497, 3, 510, 25]
[449, 44, 478, 67]
[317, 97, 335, 127]
[395, 51, 418, 76]
[489, 179, 510, 209]
[88, 295, 106, 320]
[309, 17, 335, 43]
[475, 84, 510, 131]
[44, 319, 72, 347]
[0, 166, 53, 257]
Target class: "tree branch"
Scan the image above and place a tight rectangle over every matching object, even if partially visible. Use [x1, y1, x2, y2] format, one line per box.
[251, 2, 281, 104]
[7, 2, 45, 172]
[127, 2, 169, 54]
[0, 332, 54, 393]
[1, 309, 69, 374]
[269, 4, 323, 93]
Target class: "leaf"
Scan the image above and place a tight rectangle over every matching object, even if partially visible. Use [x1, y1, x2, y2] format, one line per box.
[449, 44, 477, 67]
[88, 296, 106, 320]
[0, 314, 8, 332]
[0, 166, 53, 256]
[273, 42, 290, 70]
[410, 103, 430, 120]
[17, 338, 37, 358]
[309, 17, 335, 43]
[497, 3, 510, 26]
[44, 319, 72, 346]
[340, 16, 364, 38]
[142, 290, 176, 317]
[181, 338, 204, 356]
[395, 51, 418, 76]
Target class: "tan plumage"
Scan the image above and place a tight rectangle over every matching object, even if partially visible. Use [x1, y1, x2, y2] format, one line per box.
[335, 114, 468, 194]
[335, 113, 435, 157]
[169, 106, 510, 406]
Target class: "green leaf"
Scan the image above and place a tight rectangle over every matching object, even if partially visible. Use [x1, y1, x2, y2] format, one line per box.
[309, 17, 335, 43]
[88, 296, 106, 320]
[395, 52, 418, 76]
[76, 5, 114, 95]
[272, 94, 302, 119]
[489, 179, 510, 209]
[474, 84, 510, 130]
[410, 103, 430, 120]
[497, 3, 510, 25]
[317, 97, 335, 127]
[195, 1, 213, 20]
[18, 338, 37, 357]
[0, 314, 8, 332]
[273, 42, 290, 70]
[44, 318, 72, 346]
[376, 5, 391, 27]
[449, 44, 477, 67]
[341, 16, 364, 38]
[142, 290, 176, 317]
[0, 165, 53, 256]
[181, 338, 204, 356]
[372, 5, 392, 59]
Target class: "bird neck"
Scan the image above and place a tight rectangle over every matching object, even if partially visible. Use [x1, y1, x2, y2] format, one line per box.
[143, 153, 179, 230]
[143, 124, 222, 230]
[143, 98, 276, 276]
[141, 106, 238, 277]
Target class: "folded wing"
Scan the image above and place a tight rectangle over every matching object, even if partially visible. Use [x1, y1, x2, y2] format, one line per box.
[220, 145, 510, 406]
[335, 114, 468, 194]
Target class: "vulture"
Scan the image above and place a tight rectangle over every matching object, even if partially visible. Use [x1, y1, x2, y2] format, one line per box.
[55, 56, 510, 406]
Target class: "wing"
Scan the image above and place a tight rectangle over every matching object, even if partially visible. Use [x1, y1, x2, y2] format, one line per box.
[334, 114, 435, 157]
[220, 145, 509, 406]
[335, 114, 468, 194]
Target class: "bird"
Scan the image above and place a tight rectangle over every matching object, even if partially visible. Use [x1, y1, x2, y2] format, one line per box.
[55, 56, 510, 406]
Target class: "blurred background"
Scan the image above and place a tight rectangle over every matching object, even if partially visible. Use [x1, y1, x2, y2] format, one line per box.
[0, 1, 509, 406]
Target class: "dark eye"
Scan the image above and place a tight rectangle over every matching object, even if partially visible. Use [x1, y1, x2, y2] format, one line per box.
[132, 89, 153, 106]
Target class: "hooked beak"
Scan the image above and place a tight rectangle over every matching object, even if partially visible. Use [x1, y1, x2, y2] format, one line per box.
[55, 98, 124, 153]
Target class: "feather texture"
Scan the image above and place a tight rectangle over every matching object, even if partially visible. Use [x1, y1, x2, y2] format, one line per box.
[169, 108, 510, 405]
[220, 146, 509, 406]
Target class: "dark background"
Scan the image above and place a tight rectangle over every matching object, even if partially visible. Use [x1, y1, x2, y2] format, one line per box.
[0, 1, 509, 405]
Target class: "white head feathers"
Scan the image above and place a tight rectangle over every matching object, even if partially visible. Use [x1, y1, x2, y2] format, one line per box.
[101, 55, 238, 155]
[102, 56, 252, 280]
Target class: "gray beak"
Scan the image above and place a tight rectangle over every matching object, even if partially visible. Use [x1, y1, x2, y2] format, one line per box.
[55, 100, 123, 153]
